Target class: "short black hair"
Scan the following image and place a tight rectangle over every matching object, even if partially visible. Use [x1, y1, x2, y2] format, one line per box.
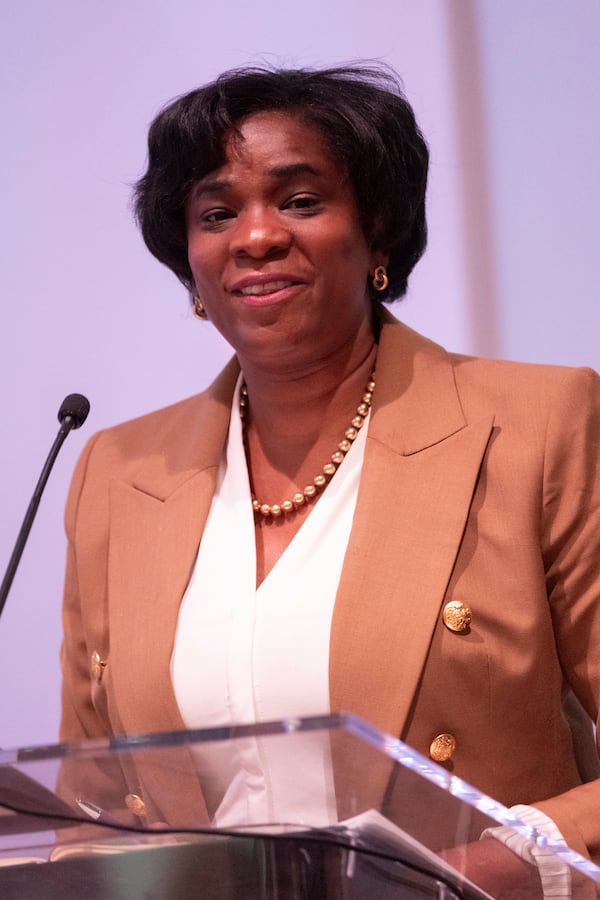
[134, 64, 429, 301]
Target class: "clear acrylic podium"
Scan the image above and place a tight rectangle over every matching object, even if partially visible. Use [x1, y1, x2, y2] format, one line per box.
[1, 713, 599, 898]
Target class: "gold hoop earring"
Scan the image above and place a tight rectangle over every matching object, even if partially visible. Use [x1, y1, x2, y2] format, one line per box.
[192, 295, 208, 320]
[372, 265, 389, 292]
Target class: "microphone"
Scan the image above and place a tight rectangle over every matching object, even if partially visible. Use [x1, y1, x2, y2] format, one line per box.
[58, 393, 90, 431]
[0, 394, 90, 619]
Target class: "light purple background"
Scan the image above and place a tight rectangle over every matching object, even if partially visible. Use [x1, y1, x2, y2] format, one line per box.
[1, 1, 598, 749]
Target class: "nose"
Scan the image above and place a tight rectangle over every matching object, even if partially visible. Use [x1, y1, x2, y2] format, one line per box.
[229, 207, 291, 259]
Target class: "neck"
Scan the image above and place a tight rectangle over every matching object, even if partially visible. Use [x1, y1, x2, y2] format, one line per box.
[240, 338, 377, 450]
[238, 330, 377, 525]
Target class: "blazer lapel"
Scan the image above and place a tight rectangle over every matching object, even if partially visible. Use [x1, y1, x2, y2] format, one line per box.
[106, 360, 240, 738]
[102, 362, 241, 826]
[330, 320, 494, 743]
[108, 472, 219, 736]
[106, 470, 221, 825]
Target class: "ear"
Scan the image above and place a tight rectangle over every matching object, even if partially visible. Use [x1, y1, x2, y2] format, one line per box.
[366, 211, 389, 261]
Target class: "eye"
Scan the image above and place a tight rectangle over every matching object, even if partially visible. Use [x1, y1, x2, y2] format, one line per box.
[283, 194, 320, 214]
[200, 208, 236, 227]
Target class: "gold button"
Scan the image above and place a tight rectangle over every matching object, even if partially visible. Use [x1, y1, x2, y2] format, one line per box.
[90, 651, 107, 683]
[430, 733, 457, 762]
[125, 793, 146, 817]
[442, 600, 472, 633]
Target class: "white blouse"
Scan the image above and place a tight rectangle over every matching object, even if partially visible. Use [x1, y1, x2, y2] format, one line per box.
[170, 376, 367, 826]
[171, 375, 368, 728]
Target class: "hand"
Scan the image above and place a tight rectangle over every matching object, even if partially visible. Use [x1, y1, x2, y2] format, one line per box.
[439, 837, 543, 900]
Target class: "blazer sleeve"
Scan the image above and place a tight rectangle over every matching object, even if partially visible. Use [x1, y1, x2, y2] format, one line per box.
[533, 366, 600, 862]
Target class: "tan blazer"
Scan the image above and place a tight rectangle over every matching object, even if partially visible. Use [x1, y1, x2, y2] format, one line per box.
[60, 314, 600, 861]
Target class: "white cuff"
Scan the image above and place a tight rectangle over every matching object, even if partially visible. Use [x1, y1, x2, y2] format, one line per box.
[482, 803, 571, 899]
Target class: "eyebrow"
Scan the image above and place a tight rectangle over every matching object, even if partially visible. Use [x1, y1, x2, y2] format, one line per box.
[192, 163, 323, 199]
[269, 162, 321, 179]
[192, 178, 230, 199]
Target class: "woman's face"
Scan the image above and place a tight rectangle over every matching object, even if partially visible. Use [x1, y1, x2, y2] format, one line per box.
[186, 112, 386, 374]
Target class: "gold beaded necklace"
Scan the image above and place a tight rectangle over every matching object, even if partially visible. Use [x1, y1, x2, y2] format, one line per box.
[240, 369, 376, 519]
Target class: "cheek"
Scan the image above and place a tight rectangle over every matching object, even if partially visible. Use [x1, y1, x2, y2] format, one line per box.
[187, 244, 218, 291]
[331, 221, 372, 264]
[335, 239, 372, 280]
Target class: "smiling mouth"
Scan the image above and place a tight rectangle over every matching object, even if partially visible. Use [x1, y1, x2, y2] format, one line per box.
[236, 280, 298, 297]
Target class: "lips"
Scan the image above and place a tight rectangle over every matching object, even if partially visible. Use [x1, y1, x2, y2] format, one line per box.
[237, 280, 295, 296]
[229, 273, 305, 298]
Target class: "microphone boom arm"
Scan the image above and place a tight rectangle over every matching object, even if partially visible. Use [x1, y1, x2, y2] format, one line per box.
[0, 395, 89, 619]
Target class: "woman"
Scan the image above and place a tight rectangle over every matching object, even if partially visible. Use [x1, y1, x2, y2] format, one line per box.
[59, 65, 600, 895]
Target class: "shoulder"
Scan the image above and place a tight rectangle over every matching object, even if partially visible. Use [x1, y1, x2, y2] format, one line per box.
[451, 352, 600, 425]
[64, 358, 240, 534]
[379, 310, 600, 423]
